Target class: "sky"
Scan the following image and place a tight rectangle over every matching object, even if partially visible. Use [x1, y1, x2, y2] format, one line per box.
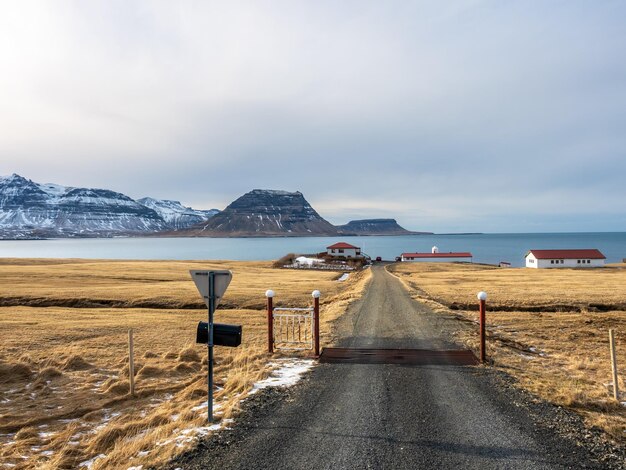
[1, 1, 625, 233]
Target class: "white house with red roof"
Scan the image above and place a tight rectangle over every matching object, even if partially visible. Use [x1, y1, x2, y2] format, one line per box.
[326, 242, 362, 258]
[525, 249, 606, 268]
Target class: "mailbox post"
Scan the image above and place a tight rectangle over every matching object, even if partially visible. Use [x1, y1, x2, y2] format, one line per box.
[190, 270, 236, 423]
[207, 272, 216, 422]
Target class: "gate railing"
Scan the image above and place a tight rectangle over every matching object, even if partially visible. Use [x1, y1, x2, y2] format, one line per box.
[272, 307, 314, 351]
[266, 290, 320, 356]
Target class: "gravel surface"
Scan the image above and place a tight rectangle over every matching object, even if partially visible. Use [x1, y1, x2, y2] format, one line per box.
[164, 265, 626, 469]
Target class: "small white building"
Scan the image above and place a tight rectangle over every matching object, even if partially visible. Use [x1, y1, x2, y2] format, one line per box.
[525, 249, 606, 269]
[294, 256, 324, 267]
[326, 242, 362, 258]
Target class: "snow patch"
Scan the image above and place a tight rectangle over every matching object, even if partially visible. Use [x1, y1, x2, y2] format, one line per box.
[250, 359, 315, 394]
[79, 453, 106, 468]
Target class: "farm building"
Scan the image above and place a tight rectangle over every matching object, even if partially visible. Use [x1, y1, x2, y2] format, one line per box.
[326, 242, 362, 258]
[401, 246, 473, 263]
[525, 249, 606, 268]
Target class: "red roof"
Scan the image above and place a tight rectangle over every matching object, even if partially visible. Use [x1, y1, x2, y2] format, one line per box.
[401, 252, 473, 259]
[526, 249, 606, 260]
[327, 242, 359, 250]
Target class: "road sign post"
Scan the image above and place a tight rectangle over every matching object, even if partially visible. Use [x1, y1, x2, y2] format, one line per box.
[208, 271, 215, 422]
[190, 270, 233, 423]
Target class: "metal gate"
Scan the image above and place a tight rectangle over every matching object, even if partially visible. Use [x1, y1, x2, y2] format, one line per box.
[272, 307, 314, 350]
[266, 289, 320, 355]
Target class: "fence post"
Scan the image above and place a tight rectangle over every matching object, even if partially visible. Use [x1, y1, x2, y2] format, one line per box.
[312, 290, 321, 357]
[609, 329, 619, 400]
[266, 290, 275, 354]
[128, 329, 135, 396]
[477, 292, 487, 364]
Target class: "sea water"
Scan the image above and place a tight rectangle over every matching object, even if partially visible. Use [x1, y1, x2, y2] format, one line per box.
[0, 233, 624, 267]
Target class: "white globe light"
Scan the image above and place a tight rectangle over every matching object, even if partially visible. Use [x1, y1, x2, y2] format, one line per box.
[312, 290, 321, 298]
[477, 291, 487, 301]
[265, 289, 275, 298]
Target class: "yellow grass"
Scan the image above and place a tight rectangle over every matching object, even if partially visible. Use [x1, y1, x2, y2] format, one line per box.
[388, 262, 626, 442]
[0, 259, 350, 310]
[0, 259, 370, 470]
[389, 261, 626, 310]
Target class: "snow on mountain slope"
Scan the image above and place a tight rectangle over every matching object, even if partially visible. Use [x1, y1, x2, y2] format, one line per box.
[137, 197, 219, 230]
[0, 174, 167, 238]
[177, 189, 338, 237]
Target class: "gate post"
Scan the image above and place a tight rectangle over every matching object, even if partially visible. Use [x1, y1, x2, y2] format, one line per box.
[312, 290, 321, 357]
[266, 290, 275, 354]
[477, 291, 487, 364]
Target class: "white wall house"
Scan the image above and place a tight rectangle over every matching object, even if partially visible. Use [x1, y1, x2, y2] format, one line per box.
[294, 256, 324, 267]
[525, 249, 606, 268]
[401, 251, 473, 263]
[327, 242, 362, 258]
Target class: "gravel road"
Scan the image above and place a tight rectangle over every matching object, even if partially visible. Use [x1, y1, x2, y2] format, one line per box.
[168, 265, 623, 469]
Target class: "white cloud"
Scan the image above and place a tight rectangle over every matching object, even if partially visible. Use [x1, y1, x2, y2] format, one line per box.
[0, 1, 624, 232]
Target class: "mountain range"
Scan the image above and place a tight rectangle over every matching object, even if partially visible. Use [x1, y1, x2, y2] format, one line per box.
[0, 174, 219, 238]
[0, 174, 427, 239]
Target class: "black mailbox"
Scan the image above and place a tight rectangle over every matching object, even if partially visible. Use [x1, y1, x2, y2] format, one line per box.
[196, 322, 242, 347]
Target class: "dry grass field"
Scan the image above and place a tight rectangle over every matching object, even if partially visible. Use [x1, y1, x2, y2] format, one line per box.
[388, 262, 626, 442]
[0, 259, 371, 470]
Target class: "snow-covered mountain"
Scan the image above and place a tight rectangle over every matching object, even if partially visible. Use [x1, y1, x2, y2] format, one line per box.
[137, 197, 219, 230]
[0, 174, 182, 238]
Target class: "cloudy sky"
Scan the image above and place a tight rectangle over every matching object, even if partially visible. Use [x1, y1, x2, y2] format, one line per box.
[1, 1, 624, 232]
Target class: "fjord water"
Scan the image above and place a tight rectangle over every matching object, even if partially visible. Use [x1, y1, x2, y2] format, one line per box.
[0, 233, 624, 267]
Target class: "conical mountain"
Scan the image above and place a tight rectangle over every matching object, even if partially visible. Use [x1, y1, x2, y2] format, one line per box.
[179, 189, 338, 237]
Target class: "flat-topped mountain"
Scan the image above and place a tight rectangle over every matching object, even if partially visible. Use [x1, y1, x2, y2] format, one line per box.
[178, 189, 338, 237]
[337, 218, 432, 236]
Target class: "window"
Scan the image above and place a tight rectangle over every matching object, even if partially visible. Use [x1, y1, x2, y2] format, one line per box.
[577, 260, 581, 264]
[339, 249, 344, 253]
[551, 260, 554, 264]
[561, 260, 564, 264]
